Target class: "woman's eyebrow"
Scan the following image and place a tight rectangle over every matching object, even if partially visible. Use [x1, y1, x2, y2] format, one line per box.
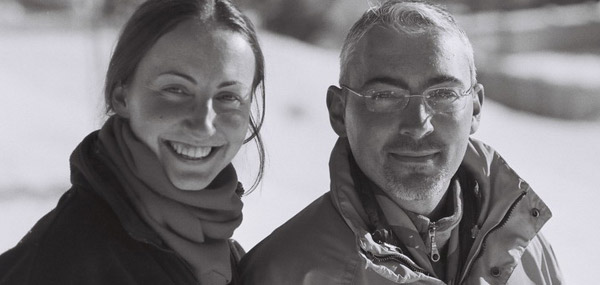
[157, 71, 197, 84]
[218, 81, 248, 89]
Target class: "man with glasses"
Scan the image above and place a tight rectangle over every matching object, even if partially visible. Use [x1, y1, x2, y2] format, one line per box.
[240, 1, 562, 284]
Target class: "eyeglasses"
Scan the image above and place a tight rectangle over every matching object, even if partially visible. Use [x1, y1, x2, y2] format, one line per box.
[341, 84, 481, 113]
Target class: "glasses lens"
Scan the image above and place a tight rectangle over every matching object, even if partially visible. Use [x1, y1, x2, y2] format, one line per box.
[425, 88, 466, 112]
[360, 87, 471, 113]
[367, 90, 409, 112]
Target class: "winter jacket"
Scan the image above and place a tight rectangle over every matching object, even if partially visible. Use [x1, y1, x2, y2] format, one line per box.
[0, 132, 245, 285]
[240, 138, 562, 284]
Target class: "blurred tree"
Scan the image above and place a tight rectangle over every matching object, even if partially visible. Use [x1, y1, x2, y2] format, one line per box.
[239, 0, 597, 44]
[17, 0, 72, 11]
[239, 0, 336, 42]
[16, 0, 142, 19]
[101, 0, 144, 18]
[458, 0, 595, 11]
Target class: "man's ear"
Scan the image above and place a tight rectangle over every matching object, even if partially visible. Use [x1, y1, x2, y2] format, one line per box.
[326, 85, 347, 137]
[111, 85, 130, 118]
[470, 83, 484, 134]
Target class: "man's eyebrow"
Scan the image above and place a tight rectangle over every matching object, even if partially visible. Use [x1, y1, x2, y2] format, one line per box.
[363, 76, 409, 89]
[158, 71, 197, 84]
[362, 75, 465, 90]
[425, 75, 463, 87]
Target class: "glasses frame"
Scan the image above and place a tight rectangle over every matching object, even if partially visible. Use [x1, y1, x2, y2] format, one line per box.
[341, 83, 480, 113]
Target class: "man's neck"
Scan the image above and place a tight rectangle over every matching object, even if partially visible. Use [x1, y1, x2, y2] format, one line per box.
[391, 184, 451, 221]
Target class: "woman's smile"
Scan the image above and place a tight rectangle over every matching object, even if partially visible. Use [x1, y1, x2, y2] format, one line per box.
[165, 140, 218, 161]
[117, 20, 256, 190]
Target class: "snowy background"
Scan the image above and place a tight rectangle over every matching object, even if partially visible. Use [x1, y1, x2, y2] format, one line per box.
[1, 2, 600, 284]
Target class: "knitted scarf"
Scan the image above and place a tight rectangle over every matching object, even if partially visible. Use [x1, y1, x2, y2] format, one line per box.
[96, 116, 243, 284]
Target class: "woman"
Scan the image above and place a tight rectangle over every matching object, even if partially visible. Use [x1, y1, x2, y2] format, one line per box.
[0, 0, 265, 284]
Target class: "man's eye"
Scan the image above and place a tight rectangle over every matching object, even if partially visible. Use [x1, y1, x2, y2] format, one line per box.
[371, 91, 397, 100]
[428, 89, 459, 99]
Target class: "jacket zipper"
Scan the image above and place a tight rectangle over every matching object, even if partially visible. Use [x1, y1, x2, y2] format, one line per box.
[428, 222, 440, 262]
[458, 191, 527, 284]
[361, 248, 430, 276]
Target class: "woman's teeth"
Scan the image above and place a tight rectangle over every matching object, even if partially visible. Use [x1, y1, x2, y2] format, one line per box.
[169, 141, 212, 159]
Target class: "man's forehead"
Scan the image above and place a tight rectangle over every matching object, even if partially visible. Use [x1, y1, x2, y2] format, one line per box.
[347, 25, 470, 86]
[359, 26, 449, 58]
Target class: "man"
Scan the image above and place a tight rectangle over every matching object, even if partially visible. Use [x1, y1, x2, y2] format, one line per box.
[240, 1, 562, 284]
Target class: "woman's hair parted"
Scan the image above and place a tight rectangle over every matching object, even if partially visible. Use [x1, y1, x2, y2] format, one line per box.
[104, 0, 266, 193]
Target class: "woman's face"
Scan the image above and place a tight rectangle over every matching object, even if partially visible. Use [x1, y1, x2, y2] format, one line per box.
[115, 20, 256, 190]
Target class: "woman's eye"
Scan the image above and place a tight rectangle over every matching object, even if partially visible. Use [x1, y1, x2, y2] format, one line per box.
[162, 86, 188, 95]
[215, 92, 244, 109]
[217, 92, 242, 102]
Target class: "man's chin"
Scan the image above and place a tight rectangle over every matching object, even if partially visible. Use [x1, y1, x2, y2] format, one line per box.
[387, 185, 441, 201]
[382, 172, 447, 201]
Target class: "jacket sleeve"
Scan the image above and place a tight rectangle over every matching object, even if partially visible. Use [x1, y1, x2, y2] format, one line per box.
[508, 232, 563, 284]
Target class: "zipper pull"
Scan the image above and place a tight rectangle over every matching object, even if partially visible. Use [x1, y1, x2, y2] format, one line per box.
[471, 225, 480, 239]
[428, 222, 440, 262]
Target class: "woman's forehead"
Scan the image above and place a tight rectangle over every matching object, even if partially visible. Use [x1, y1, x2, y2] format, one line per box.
[129, 21, 256, 89]
[136, 21, 256, 82]
[151, 20, 249, 58]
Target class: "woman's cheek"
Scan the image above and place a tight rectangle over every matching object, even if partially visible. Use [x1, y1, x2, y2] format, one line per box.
[147, 100, 185, 120]
[217, 111, 250, 140]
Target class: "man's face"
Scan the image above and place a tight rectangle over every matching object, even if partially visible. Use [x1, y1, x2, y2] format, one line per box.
[336, 26, 482, 202]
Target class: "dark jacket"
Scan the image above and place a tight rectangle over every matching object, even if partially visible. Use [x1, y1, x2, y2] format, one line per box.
[240, 138, 562, 284]
[0, 132, 244, 285]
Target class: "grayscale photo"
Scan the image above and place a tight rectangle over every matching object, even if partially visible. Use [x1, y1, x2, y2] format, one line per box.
[1, 0, 599, 284]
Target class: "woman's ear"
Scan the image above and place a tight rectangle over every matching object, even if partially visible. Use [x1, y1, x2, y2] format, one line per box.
[111, 85, 130, 118]
[326, 85, 347, 137]
[470, 83, 484, 134]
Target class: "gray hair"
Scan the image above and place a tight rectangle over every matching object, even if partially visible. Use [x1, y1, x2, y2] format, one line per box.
[339, 0, 476, 84]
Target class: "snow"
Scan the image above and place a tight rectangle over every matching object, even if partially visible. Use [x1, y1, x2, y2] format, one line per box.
[499, 52, 600, 89]
[1, 25, 599, 284]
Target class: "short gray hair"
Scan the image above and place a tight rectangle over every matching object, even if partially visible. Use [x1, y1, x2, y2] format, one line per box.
[339, 0, 476, 84]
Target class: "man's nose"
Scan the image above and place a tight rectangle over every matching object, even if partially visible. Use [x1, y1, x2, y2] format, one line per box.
[398, 98, 434, 139]
[184, 100, 217, 136]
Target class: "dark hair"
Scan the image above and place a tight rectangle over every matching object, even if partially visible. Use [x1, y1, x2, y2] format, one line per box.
[104, 0, 266, 193]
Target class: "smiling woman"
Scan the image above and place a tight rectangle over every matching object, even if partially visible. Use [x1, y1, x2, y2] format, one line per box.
[113, 21, 257, 191]
[0, 0, 265, 284]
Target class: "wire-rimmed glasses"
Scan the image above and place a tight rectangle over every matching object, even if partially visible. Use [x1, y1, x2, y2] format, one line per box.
[341, 84, 481, 113]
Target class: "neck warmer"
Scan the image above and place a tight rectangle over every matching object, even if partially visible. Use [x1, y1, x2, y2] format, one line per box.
[95, 116, 243, 284]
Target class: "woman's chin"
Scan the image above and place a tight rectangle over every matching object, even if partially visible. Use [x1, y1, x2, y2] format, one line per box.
[168, 174, 213, 191]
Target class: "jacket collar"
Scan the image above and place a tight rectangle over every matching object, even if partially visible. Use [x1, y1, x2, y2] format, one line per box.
[458, 139, 552, 283]
[70, 131, 165, 247]
[328, 137, 552, 283]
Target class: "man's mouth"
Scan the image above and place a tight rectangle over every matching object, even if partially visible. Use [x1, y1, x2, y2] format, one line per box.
[166, 141, 215, 160]
[390, 151, 439, 163]
[393, 150, 438, 157]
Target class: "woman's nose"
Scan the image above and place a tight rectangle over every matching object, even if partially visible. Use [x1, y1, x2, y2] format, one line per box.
[185, 100, 217, 135]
